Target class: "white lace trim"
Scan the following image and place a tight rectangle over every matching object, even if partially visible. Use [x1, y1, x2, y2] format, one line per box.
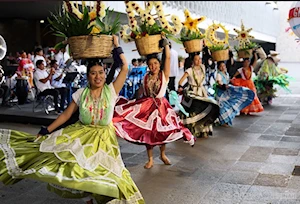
[182, 104, 213, 125]
[0, 129, 36, 178]
[115, 99, 181, 132]
[107, 191, 144, 204]
[114, 123, 184, 145]
[38, 167, 117, 187]
[39, 129, 125, 178]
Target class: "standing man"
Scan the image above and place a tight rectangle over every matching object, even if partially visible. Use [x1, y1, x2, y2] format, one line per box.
[55, 47, 70, 69]
[50, 60, 68, 110]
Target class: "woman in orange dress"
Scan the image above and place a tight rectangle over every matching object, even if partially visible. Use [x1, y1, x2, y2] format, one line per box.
[231, 52, 264, 115]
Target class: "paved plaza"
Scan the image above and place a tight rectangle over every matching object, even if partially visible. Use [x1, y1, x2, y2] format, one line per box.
[1, 63, 300, 203]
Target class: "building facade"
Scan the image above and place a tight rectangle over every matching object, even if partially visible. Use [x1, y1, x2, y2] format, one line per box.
[0, 1, 281, 62]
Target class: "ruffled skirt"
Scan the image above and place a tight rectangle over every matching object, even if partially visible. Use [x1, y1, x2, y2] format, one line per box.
[215, 85, 255, 125]
[231, 78, 264, 113]
[113, 96, 195, 147]
[177, 92, 220, 137]
[0, 123, 144, 204]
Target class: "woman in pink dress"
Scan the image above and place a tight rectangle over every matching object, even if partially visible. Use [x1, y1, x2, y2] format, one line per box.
[113, 38, 195, 169]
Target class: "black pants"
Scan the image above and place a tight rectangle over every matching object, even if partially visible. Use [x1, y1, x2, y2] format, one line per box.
[166, 77, 176, 102]
[56, 87, 68, 111]
[39, 89, 59, 111]
[1, 84, 11, 105]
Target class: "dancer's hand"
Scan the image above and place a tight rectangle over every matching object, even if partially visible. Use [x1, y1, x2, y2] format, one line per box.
[113, 35, 120, 48]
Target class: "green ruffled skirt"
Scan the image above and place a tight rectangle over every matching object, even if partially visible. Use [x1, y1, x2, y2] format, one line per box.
[0, 122, 144, 204]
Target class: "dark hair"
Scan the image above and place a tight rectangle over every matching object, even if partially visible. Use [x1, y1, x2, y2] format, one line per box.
[217, 61, 225, 69]
[138, 58, 143, 63]
[50, 60, 57, 66]
[243, 58, 250, 61]
[35, 48, 42, 54]
[36, 60, 44, 67]
[131, 58, 137, 64]
[184, 52, 201, 70]
[86, 58, 104, 74]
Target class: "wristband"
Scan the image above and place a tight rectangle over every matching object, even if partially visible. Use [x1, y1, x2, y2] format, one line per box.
[38, 126, 50, 136]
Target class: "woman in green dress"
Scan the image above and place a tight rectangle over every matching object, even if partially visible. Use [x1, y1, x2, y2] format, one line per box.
[0, 36, 145, 204]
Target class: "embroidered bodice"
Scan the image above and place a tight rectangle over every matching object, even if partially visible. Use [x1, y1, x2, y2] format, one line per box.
[72, 83, 117, 126]
[217, 71, 230, 85]
[185, 65, 207, 97]
[238, 66, 253, 80]
[143, 71, 169, 98]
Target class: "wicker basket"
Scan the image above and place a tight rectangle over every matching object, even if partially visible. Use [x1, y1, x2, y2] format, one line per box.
[238, 49, 253, 59]
[211, 49, 229, 62]
[68, 35, 113, 59]
[135, 34, 162, 56]
[183, 39, 203, 53]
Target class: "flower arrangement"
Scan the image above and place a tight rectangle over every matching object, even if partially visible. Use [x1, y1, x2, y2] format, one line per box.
[205, 23, 230, 61]
[233, 20, 258, 52]
[179, 9, 206, 43]
[48, 1, 121, 58]
[205, 23, 230, 52]
[120, 1, 182, 43]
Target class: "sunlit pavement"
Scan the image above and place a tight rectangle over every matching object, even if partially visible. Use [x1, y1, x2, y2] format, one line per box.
[1, 62, 300, 204]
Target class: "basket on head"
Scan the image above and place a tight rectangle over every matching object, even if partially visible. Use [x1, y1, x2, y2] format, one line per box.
[211, 49, 229, 62]
[68, 35, 113, 59]
[135, 34, 162, 56]
[183, 39, 203, 53]
[238, 49, 253, 59]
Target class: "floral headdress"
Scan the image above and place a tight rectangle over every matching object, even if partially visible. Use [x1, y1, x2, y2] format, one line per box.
[120, 1, 182, 43]
[179, 9, 206, 42]
[233, 20, 258, 51]
[205, 22, 230, 52]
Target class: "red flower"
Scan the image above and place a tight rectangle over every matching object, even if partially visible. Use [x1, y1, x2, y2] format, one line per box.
[130, 32, 136, 38]
[142, 31, 147, 36]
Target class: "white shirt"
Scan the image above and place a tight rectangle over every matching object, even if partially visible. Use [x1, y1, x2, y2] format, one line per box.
[33, 55, 47, 69]
[34, 68, 54, 92]
[170, 48, 179, 77]
[55, 51, 70, 68]
[51, 69, 66, 88]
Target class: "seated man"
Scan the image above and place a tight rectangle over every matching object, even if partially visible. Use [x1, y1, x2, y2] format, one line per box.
[33, 59, 60, 113]
[50, 60, 68, 110]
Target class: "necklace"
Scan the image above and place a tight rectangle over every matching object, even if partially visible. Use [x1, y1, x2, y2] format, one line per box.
[147, 72, 161, 97]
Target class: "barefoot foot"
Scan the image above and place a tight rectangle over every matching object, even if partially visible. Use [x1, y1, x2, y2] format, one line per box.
[160, 156, 171, 165]
[144, 160, 153, 169]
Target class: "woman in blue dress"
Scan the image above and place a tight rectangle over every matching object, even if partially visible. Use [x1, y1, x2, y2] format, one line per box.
[214, 61, 255, 127]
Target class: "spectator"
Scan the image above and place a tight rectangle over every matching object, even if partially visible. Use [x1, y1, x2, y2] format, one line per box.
[33, 48, 47, 69]
[34, 59, 61, 114]
[55, 47, 70, 69]
[50, 60, 68, 110]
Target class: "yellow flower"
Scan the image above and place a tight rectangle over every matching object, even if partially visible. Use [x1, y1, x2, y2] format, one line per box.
[89, 11, 96, 20]
[90, 26, 101, 34]
[182, 9, 206, 31]
[100, 10, 105, 18]
[148, 19, 155, 26]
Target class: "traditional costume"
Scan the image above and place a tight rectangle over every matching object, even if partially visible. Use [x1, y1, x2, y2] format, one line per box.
[113, 71, 195, 147]
[215, 70, 255, 125]
[254, 53, 291, 105]
[231, 65, 264, 114]
[0, 83, 144, 204]
[178, 64, 219, 137]
[17, 57, 35, 88]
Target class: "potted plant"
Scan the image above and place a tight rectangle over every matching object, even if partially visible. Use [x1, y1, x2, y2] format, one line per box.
[179, 9, 206, 53]
[205, 23, 230, 61]
[120, 1, 182, 56]
[233, 20, 258, 59]
[48, 1, 121, 59]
